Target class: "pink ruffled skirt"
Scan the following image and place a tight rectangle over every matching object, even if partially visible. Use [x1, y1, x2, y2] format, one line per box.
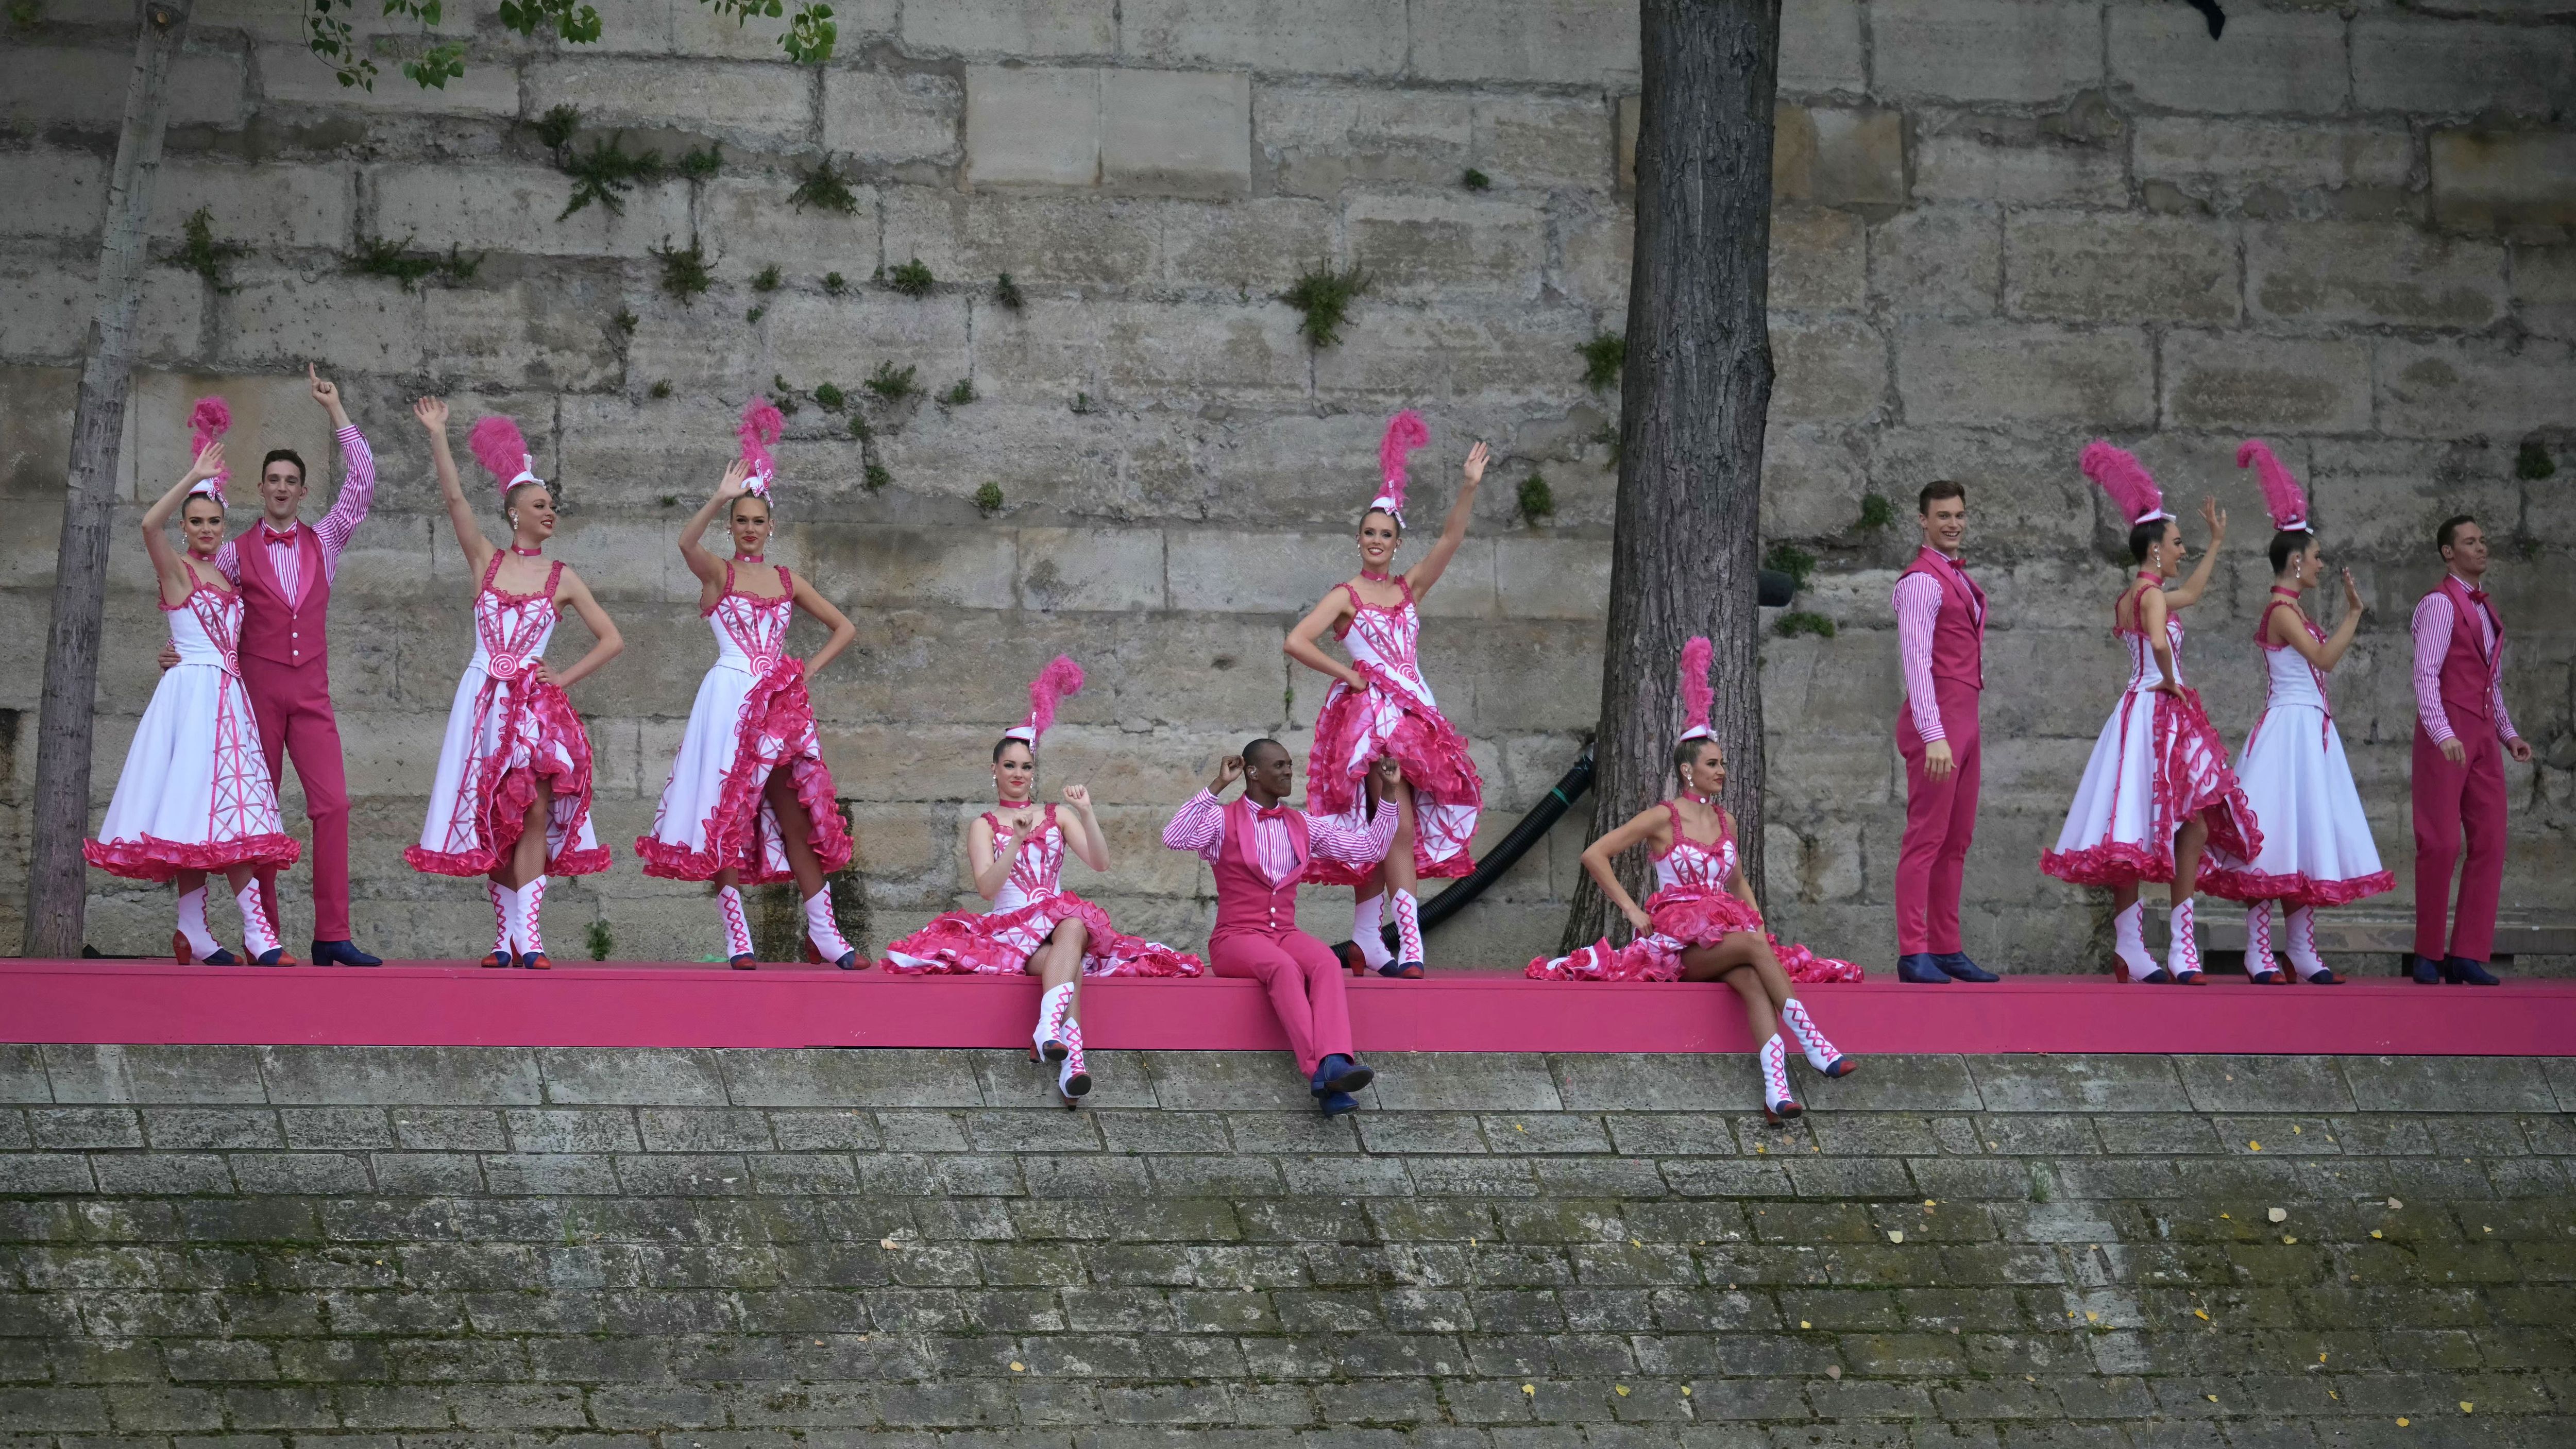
[1303, 665, 1483, 885]
[406, 671, 610, 878]
[879, 891, 1204, 977]
[635, 656, 852, 883]
[2042, 684, 2261, 888]
[1525, 887, 1864, 984]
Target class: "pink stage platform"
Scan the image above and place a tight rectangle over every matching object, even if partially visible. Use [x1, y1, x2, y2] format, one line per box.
[5, 960, 2573, 1055]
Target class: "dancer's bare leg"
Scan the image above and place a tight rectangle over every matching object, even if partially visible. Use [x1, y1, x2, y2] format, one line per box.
[765, 766, 825, 899]
[1680, 934, 1785, 1040]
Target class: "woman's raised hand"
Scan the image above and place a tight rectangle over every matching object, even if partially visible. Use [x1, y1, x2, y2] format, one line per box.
[183, 440, 225, 485]
[1461, 440, 1489, 489]
[715, 459, 752, 500]
[2341, 568, 2363, 614]
[1061, 783, 1092, 811]
[2199, 495, 2227, 541]
[413, 396, 448, 431]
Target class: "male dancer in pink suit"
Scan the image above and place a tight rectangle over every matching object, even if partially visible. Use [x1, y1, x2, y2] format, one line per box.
[1165, 741, 1399, 1115]
[2408, 516, 2531, 986]
[1890, 481, 1998, 984]
[200, 367, 382, 967]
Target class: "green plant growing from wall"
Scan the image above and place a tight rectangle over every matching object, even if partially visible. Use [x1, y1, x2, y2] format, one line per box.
[823, 271, 846, 296]
[940, 379, 976, 406]
[2517, 439, 2555, 480]
[173, 208, 245, 293]
[1774, 611, 1836, 639]
[1282, 265, 1370, 348]
[534, 104, 582, 152]
[658, 493, 678, 505]
[1578, 332, 1626, 393]
[350, 233, 477, 291]
[612, 307, 637, 333]
[994, 272, 1025, 311]
[865, 361, 919, 402]
[848, 415, 873, 442]
[1590, 422, 1622, 469]
[676, 144, 721, 181]
[745, 305, 766, 323]
[301, 0, 838, 92]
[1857, 493, 1894, 530]
[586, 918, 612, 961]
[1517, 473, 1555, 526]
[973, 482, 1004, 516]
[1764, 542, 1817, 591]
[1071, 392, 1096, 415]
[886, 258, 935, 297]
[863, 462, 889, 489]
[559, 132, 663, 218]
[1462, 167, 1491, 191]
[790, 157, 857, 213]
[812, 382, 845, 412]
[650, 380, 672, 399]
[651, 234, 712, 304]
[771, 376, 800, 415]
[751, 264, 781, 293]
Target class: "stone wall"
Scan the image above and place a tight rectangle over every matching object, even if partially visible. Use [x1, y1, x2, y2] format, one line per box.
[2, 0, 2571, 966]
[1, 1043, 2571, 1445]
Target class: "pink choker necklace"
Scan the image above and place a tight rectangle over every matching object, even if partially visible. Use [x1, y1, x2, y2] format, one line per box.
[1358, 569, 1391, 582]
[509, 544, 545, 557]
[188, 547, 217, 560]
[737, 554, 766, 564]
[1680, 791, 1716, 806]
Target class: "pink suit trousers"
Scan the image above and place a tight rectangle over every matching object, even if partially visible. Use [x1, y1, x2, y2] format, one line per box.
[1895, 677, 1980, 957]
[1209, 928, 1352, 1077]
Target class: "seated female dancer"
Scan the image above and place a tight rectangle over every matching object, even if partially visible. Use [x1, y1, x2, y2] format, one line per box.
[1529, 638, 1858, 1122]
[880, 656, 1201, 1104]
[1284, 411, 1489, 977]
[404, 401, 623, 968]
[84, 405, 301, 964]
[636, 399, 860, 967]
[2042, 442, 2260, 983]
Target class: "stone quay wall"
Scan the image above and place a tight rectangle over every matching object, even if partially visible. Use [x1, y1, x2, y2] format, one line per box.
[1, 0, 2571, 965]
[0, 1043, 2572, 1446]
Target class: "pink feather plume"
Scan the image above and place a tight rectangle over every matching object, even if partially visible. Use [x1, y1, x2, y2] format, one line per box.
[2079, 440, 2164, 525]
[1023, 655, 1086, 743]
[2236, 439, 2309, 531]
[1677, 635, 1715, 736]
[737, 396, 784, 481]
[467, 415, 533, 490]
[1376, 409, 1429, 510]
[188, 396, 232, 492]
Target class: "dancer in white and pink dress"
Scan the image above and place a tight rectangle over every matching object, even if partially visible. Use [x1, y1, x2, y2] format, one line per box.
[85, 413, 300, 966]
[636, 400, 861, 968]
[1527, 639, 1856, 1122]
[1285, 412, 1488, 978]
[880, 658, 1202, 1102]
[2042, 442, 2261, 984]
[404, 401, 623, 969]
[2196, 442, 2388, 984]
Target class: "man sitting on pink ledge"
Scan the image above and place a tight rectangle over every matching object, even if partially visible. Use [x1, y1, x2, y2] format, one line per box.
[1165, 742, 1399, 1116]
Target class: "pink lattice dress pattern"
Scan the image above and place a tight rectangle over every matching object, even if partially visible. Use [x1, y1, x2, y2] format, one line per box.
[1527, 802, 1861, 984]
[1304, 576, 1483, 885]
[880, 804, 1202, 977]
[405, 555, 609, 878]
[636, 564, 851, 882]
[86, 581, 301, 881]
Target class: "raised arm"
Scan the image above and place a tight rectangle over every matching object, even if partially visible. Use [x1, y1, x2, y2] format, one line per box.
[679, 461, 753, 597]
[1578, 805, 1673, 939]
[1162, 758, 1244, 857]
[1058, 786, 1110, 873]
[416, 397, 494, 578]
[535, 567, 622, 691]
[2162, 496, 2228, 610]
[1404, 440, 1488, 599]
[145, 442, 225, 605]
[2271, 574, 2362, 673]
[789, 570, 858, 684]
[1284, 588, 1363, 687]
[1308, 756, 1402, 866]
[308, 366, 374, 568]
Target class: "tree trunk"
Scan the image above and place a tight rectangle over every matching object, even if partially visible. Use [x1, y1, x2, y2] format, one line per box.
[1562, 0, 1781, 952]
[21, 0, 197, 958]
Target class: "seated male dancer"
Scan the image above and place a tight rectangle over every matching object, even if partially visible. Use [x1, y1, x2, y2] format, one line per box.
[1165, 742, 1399, 1115]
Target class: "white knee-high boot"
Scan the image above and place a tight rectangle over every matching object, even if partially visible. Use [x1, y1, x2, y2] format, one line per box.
[1759, 1035, 1801, 1121]
[2165, 897, 2202, 980]
[1391, 889, 1425, 968]
[176, 887, 220, 962]
[1033, 981, 1076, 1063]
[1781, 997, 1851, 1077]
[803, 888, 854, 968]
[2244, 901, 2279, 980]
[517, 876, 549, 967]
[484, 882, 516, 967]
[718, 885, 755, 966]
[2283, 906, 2332, 981]
[2112, 901, 2157, 981]
[1352, 894, 1392, 970]
[236, 881, 285, 964]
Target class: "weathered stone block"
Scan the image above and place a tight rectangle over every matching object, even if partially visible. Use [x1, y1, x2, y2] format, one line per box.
[2247, 221, 2507, 330]
[1016, 527, 1167, 611]
[1471, 94, 1616, 192]
[2432, 127, 2576, 233]
[1347, 193, 1549, 293]
[0, 148, 110, 240]
[2, 45, 244, 129]
[371, 163, 693, 259]
[2376, 336, 2576, 438]
[882, 190, 1158, 289]
[1911, 128, 2127, 207]
[1871, 0, 2102, 104]
[1494, 537, 1611, 622]
[2160, 331, 2373, 433]
[1774, 107, 1905, 208]
[1101, 69, 1253, 198]
[2004, 212, 2240, 325]
[1770, 204, 1866, 313]
[257, 41, 511, 116]
[2515, 243, 2576, 338]
[1160, 196, 1338, 290]
[2352, 18, 2575, 119]
[529, 58, 815, 145]
[1894, 322, 2156, 427]
[1781, 0, 1868, 95]
[976, 296, 1305, 400]
[2133, 117, 2415, 198]
[905, 0, 1117, 58]
[1772, 316, 1889, 423]
[1120, 0, 1405, 76]
[965, 65, 1101, 188]
[1257, 82, 1473, 198]
[1870, 204, 2002, 318]
[3, 263, 203, 366]
[1408, 0, 1639, 86]
[1312, 305, 1595, 402]
[2109, 7, 2350, 115]
[821, 69, 963, 164]
[696, 175, 879, 268]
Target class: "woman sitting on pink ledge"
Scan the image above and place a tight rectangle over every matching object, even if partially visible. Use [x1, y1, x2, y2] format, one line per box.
[1529, 638, 1858, 1123]
[880, 656, 1202, 1105]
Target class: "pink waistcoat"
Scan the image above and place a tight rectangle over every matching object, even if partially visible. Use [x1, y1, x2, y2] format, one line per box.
[233, 525, 331, 675]
[1901, 547, 1986, 690]
[1210, 796, 1311, 943]
[2431, 574, 2503, 726]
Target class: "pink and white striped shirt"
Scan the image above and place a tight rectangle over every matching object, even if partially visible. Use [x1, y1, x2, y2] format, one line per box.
[1162, 791, 1396, 885]
[1890, 553, 1978, 744]
[211, 424, 376, 607]
[2410, 577, 2517, 746]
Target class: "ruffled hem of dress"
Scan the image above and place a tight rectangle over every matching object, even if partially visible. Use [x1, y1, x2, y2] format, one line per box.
[1299, 851, 1476, 888]
[83, 831, 302, 883]
[407, 682, 609, 878]
[2042, 686, 2264, 888]
[2195, 865, 2395, 909]
[1305, 664, 1485, 817]
[1523, 889, 1862, 984]
[2040, 840, 2172, 887]
[636, 658, 851, 883]
[878, 891, 1204, 977]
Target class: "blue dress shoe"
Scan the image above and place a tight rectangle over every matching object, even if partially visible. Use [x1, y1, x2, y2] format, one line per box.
[1318, 1090, 1361, 1117]
[312, 939, 382, 967]
[1895, 953, 1950, 984]
[2409, 954, 2443, 984]
[1933, 952, 1999, 983]
[2443, 956, 2500, 986]
[1310, 1054, 1375, 1097]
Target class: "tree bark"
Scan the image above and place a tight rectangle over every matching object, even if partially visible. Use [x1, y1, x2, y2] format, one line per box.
[1562, 0, 1781, 952]
[21, 0, 197, 957]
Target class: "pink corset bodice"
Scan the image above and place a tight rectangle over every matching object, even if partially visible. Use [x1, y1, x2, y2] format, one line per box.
[469, 555, 561, 683]
[165, 579, 244, 675]
[987, 804, 1068, 912]
[2115, 579, 2189, 691]
[708, 564, 794, 676]
[1336, 577, 1435, 707]
[1652, 801, 1738, 893]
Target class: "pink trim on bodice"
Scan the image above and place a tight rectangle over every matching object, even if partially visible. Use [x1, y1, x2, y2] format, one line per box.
[1651, 799, 1739, 892]
[706, 562, 795, 676]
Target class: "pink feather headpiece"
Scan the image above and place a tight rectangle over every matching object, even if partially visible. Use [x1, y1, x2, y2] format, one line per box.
[1675, 635, 1716, 744]
[1004, 655, 1085, 747]
[187, 396, 232, 504]
[2079, 440, 2169, 527]
[736, 396, 785, 499]
[2236, 439, 2309, 533]
[468, 415, 544, 502]
[1369, 410, 1429, 526]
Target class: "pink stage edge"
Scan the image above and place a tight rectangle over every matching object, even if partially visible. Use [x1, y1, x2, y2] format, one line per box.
[5, 960, 2574, 1056]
